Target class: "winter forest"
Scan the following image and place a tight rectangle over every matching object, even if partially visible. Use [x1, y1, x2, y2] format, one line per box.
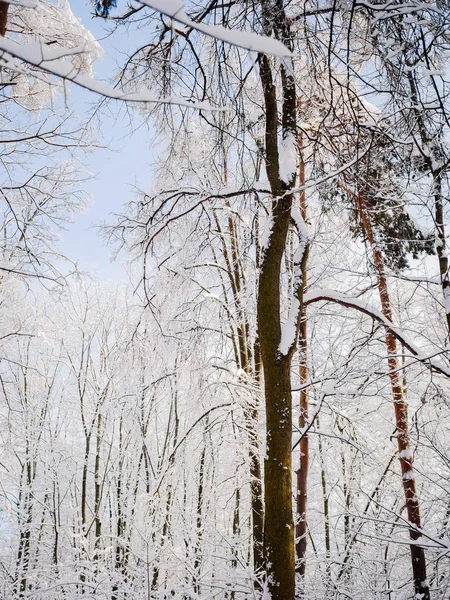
[1, 0, 450, 599]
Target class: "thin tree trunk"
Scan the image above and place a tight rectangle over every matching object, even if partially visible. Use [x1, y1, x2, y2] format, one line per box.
[193, 445, 206, 596]
[356, 192, 429, 600]
[16, 459, 33, 597]
[53, 479, 60, 566]
[16, 499, 32, 596]
[112, 417, 124, 600]
[433, 171, 450, 336]
[295, 124, 309, 579]
[250, 337, 265, 579]
[230, 486, 240, 600]
[81, 435, 91, 532]
[316, 416, 331, 578]
[94, 412, 102, 553]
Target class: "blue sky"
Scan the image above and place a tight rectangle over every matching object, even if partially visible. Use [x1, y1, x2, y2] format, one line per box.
[62, 0, 154, 281]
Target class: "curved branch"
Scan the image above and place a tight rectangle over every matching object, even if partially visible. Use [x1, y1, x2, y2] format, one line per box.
[304, 289, 450, 379]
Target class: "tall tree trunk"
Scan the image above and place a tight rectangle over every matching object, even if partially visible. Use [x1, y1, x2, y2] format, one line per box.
[16, 457, 33, 597]
[356, 192, 429, 600]
[94, 412, 103, 560]
[53, 479, 60, 566]
[250, 338, 265, 579]
[112, 417, 124, 600]
[317, 416, 331, 578]
[81, 435, 91, 532]
[230, 486, 240, 600]
[257, 56, 296, 600]
[193, 445, 206, 596]
[295, 124, 309, 579]
[257, 4, 299, 596]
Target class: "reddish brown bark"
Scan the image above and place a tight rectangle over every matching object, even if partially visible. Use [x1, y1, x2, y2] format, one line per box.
[296, 315, 308, 577]
[356, 192, 429, 600]
[295, 128, 309, 578]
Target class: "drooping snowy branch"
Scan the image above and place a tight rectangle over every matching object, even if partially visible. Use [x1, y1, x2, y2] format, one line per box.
[0, 37, 224, 110]
[304, 289, 450, 378]
[0, 0, 292, 109]
[139, 0, 293, 57]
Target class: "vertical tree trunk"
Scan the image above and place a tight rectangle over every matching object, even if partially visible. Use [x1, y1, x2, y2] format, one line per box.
[53, 479, 60, 566]
[317, 416, 331, 577]
[433, 171, 450, 336]
[94, 412, 102, 540]
[295, 124, 309, 579]
[81, 436, 91, 532]
[250, 338, 265, 579]
[0, 1, 8, 38]
[257, 57, 295, 598]
[193, 445, 206, 596]
[257, 4, 298, 596]
[16, 455, 33, 597]
[356, 192, 429, 600]
[112, 417, 124, 600]
[230, 486, 240, 600]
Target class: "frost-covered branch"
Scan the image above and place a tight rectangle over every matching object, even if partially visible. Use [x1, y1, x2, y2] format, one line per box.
[0, 37, 223, 110]
[139, 0, 292, 56]
[304, 289, 450, 378]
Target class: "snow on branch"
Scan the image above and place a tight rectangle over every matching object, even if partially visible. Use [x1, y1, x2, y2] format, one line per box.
[0, 37, 223, 110]
[139, 0, 293, 57]
[0, 0, 291, 108]
[304, 289, 450, 378]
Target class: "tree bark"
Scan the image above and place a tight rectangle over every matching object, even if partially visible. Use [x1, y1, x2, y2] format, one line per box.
[0, 1, 8, 38]
[356, 192, 429, 600]
[295, 125, 309, 579]
[432, 171, 450, 336]
[257, 3, 298, 596]
[257, 58, 295, 600]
